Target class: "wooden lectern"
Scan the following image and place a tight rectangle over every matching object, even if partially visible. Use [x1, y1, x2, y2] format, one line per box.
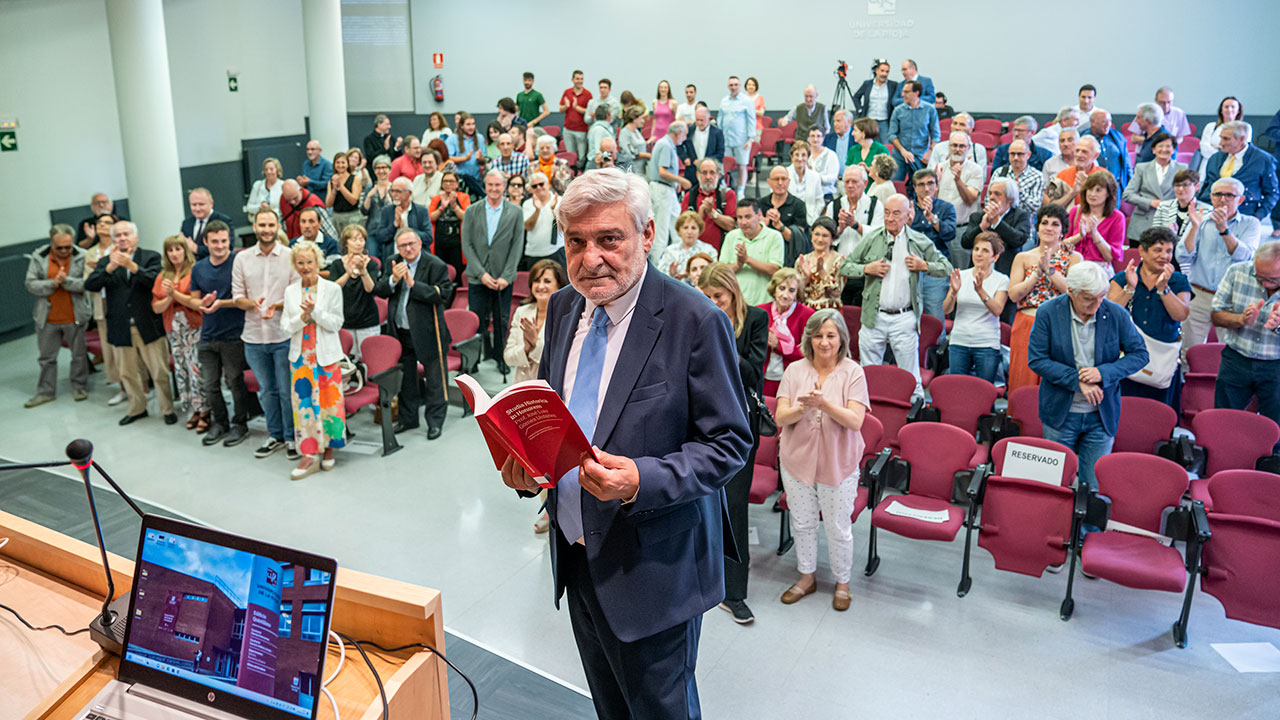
[0, 510, 449, 720]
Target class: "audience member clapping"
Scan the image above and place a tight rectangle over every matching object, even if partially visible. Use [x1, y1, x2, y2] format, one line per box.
[1007, 205, 1083, 391]
[786, 140, 824, 225]
[325, 152, 364, 233]
[428, 170, 470, 280]
[329, 225, 382, 362]
[1123, 132, 1184, 243]
[1065, 170, 1125, 268]
[244, 157, 285, 225]
[24, 225, 90, 408]
[795, 217, 845, 311]
[944, 231, 1009, 383]
[659, 211, 716, 283]
[150, 236, 206, 430]
[761, 267, 815, 396]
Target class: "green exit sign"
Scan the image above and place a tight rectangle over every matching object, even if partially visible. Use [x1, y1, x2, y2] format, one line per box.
[228, 76, 239, 93]
[0, 131, 16, 152]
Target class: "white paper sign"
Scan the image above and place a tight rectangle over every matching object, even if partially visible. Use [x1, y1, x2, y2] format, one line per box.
[1211, 643, 1280, 673]
[884, 501, 950, 524]
[1002, 442, 1068, 485]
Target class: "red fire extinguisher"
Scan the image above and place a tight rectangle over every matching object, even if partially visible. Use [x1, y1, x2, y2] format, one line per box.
[432, 75, 444, 102]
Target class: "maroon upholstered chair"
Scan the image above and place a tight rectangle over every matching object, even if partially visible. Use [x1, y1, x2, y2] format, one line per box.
[1192, 409, 1280, 478]
[343, 335, 404, 456]
[1068, 453, 1207, 647]
[1190, 468, 1280, 514]
[864, 422, 983, 580]
[1180, 343, 1224, 425]
[960, 437, 1078, 600]
[443, 308, 481, 376]
[373, 296, 389, 325]
[750, 433, 780, 505]
[864, 364, 918, 449]
[1007, 385, 1042, 438]
[1113, 396, 1178, 455]
[917, 313, 944, 388]
[339, 329, 354, 357]
[840, 306, 862, 361]
[1199, 475, 1280, 631]
[923, 375, 1000, 436]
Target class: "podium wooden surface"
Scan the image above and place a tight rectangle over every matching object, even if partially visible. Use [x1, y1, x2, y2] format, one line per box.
[0, 510, 449, 720]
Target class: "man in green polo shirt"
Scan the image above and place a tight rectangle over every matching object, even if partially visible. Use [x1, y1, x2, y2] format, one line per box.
[517, 72, 549, 126]
[719, 199, 784, 305]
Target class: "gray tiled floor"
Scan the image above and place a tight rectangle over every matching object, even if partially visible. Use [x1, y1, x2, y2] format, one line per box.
[3, 333, 1279, 719]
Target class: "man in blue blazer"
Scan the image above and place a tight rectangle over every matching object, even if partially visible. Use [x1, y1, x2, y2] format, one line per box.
[501, 168, 752, 719]
[679, 106, 725, 187]
[1198, 121, 1279, 221]
[180, 188, 234, 260]
[853, 61, 897, 138]
[1028, 262, 1148, 491]
[891, 58, 935, 106]
[371, 177, 432, 264]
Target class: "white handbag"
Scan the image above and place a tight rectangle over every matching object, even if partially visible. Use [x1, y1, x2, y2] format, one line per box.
[1127, 324, 1180, 389]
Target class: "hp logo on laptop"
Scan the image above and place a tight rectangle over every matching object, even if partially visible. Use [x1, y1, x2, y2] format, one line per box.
[208, 692, 216, 702]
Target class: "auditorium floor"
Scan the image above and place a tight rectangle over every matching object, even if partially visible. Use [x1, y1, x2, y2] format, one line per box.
[2, 333, 1278, 719]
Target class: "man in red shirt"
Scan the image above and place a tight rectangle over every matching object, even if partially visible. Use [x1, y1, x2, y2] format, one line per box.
[279, 179, 331, 239]
[558, 70, 592, 171]
[681, 158, 738, 252]
[390, 135, 424, 182]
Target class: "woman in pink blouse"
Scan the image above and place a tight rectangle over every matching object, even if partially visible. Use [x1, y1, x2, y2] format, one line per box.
[774, 308, 870, 612]
[1065, 169, 1126, 270]
[760, 268, 814, 396]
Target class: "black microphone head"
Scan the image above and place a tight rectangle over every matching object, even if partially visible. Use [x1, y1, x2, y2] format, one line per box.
[66, 439, 93, 466]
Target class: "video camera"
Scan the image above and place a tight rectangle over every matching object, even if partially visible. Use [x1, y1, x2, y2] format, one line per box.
[836, 60, 848, 79]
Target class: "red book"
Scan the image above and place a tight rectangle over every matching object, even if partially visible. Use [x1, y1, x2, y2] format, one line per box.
[455, 374, 596, 488]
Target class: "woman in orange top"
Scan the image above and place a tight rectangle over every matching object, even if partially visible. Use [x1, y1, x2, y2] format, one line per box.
[428, 170, 471, 281]
[151, 235, 206, 431]
[1006, 205, 1083, 392]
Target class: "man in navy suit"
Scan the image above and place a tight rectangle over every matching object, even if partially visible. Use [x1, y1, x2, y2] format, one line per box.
[371, 177, 432, 263]
[1028, 262, 1147, 491]
[891, 58, 935, 107]
[501, 168, 752, 719]
[1198, 121, 1279, 221]
[180, 188, 233, 260]
[853, 61, 897, 139]
[679, 106, 725, 187]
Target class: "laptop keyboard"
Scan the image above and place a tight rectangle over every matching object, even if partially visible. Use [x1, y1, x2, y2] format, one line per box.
[82, 709, 121, 720]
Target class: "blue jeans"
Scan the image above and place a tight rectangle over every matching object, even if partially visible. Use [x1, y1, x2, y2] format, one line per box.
[916, 274, 949, 341]
[1215, 346, 1280, 455]
[949, 345, 1000, 383]
[244, 340, 293, 442]
[1042, 411, 1114, 492]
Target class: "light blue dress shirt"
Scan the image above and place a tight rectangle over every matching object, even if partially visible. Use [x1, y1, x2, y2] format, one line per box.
[1175, 212, 1262, 289]
[301, 157, 333, 188]
[484, 200, 504, 245]
[717, 93, 756, 149]
[396, 255, 420, 327]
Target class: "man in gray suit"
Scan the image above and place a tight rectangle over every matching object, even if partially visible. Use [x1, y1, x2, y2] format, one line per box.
[462, 170, 525, 374]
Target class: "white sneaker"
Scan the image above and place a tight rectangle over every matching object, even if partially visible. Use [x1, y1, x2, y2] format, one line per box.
[107, 390, 128, 406]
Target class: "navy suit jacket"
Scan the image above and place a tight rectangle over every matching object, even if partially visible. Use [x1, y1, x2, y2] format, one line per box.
[852, 79, 898, 119]
[1198, 145, 1279, 220]
[679, 125, 725, 183]
[891, 75, 935, 106]
[371, 202, 432, 262]
[992, 141, 1051, 171]
[539, 267, 752, 642]
[182, 211, 234, 260]
[1027, 295, 1148, 436]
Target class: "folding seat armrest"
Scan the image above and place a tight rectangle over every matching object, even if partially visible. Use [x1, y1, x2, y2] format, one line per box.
[1083, 492, 1112, 530]
[907, 396, 926, 422]
[369, 365, 404, 393]
[964, 465, 988, 503]
[1072, 483, 1089, 518]
[1190, 501, 1211, 543]
[453, 335, 484, 374]
[864, 448, 893, 486]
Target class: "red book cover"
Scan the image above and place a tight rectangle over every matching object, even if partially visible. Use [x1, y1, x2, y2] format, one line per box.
[455, 374, 596, 488]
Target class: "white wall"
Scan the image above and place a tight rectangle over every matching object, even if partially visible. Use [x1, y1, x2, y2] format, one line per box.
[0, 0, 128, 246]
[0, 0, 310, 246]
[410, 0, 1280, 119]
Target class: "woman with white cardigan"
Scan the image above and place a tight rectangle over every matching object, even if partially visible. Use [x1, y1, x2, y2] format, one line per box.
[280, 240, 347, 480]
[244, 157, 285, 225]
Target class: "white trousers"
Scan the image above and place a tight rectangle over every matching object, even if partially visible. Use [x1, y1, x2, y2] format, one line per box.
[859, 310, 922, 397]
[648, 180, 679, 261]
[781, 465, 862, 584]
[1180, 289, 1214, 374]
[726, 145, 751, 197]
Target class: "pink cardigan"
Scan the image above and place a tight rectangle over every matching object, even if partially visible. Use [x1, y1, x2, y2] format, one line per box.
[1068, 205, 1127, 270]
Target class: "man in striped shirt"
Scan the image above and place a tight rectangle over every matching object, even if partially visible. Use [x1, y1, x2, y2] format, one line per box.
[1211, 241, 1280, 454]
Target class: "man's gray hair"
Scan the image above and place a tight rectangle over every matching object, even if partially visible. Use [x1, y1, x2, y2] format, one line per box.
[111, 220, 137, 237]
[990, 176, 1020, 208]
[800, 308, 850, 363]
[698, 157, 722, 173]
[1066, 261, 1111, 296]
[1076, 135, 1099, 154]
[835, 108, 853, 124]
[394, 227, 421, 244]
[1013, 115, 1038, 133]
[391, 177, 412, 191]
[843, 164, 868, 182]
[667, 121, 687, 138]
[1212, 176, 1245, 196]
[528, 170, 549, 186]
[536, 134, 557, 151]
[485, 168, 507, 184]
[1220, 120, 1251, 141]
[1256, 241, 1280, 263]
[1060, 127, 1080, 140]
[1137, 102, 1164, 127]
[1055, 106, 1080, 124]
[556, 167, 652, 235]
[594, 104, 611, 121]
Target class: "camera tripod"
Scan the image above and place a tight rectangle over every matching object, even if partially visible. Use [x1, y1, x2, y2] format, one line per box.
[830, 73, 857, 117]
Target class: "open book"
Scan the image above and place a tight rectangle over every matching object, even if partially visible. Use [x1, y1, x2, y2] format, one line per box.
[455, 374, 596, 488]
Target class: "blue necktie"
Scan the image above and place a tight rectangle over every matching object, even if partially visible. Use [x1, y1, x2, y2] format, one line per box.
[557, 306, 610, 544]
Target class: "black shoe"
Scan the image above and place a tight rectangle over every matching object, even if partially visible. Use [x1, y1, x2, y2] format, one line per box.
[285, 442, 301, 461]
[222, 425, 249, 447]
[163, 413, 178, 425]
[119, 412, 148, 426]
[718, 599, 755, 625]
[392, 420, 419, 434]
[202, 425, 228, 446]
[427, 426, 442, 440]
[254, 438, 286, 458]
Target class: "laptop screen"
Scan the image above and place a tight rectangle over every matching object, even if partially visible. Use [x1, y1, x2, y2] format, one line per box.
[120, 517, 336, 720]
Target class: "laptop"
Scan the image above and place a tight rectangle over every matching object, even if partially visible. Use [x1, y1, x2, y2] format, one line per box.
[75, 515, 338, 720]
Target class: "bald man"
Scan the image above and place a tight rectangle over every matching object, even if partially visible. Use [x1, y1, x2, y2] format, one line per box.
[777, 84, 830, 141]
